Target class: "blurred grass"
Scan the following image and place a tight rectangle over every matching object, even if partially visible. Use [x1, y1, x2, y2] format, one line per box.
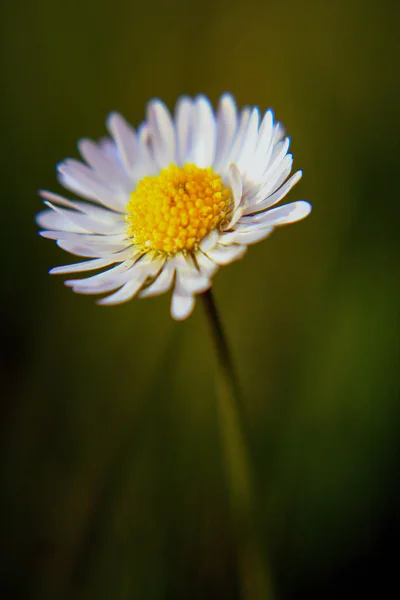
[1, 0, 400, 598]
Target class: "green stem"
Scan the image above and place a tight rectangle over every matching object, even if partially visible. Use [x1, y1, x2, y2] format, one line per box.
[202, 289, 274, 600]
[201, 288, 242, 408]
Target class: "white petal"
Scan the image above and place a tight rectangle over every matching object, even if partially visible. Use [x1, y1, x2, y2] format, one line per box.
[273, 122, 285, 144]
[217, 231, 238, 245]
[66, 259, 138, 294]
[98, 138, 123, 167]
[39, 190, 86, 212]
[213, 93, 238, 172]
[39, 191, 123, 224]
[263, 137, 290, 180]
[186, 95, 216, 168]
[235, 108, 260, 175]
[247, 153, 293, 205]
[98, 258, 163, 305]
[58, 160, 128, 212]
[225, 206, 244, 229]
[54, 234, 132, 258]
[139, 265, 175, 298]
[171, 292, 195, 321]
[50, 256, 124, 275]
[222, 108, 251, 173]
[225, 164, 245, 229]
[106, 112, 139, 179]
[78, 139, 132, 189]
[256, 110, 274, 156]
[262, 156, 294, 198]
[229, 227, 274, 245]
[244, 170, 302, 215]
[175, 259, 211, 294]
[41, 230, 128, 244]
[195, 251, 219, 278]
[175, 96, 193, 165]
[55, 240, 121, 258]
[199, 229, 219, 252]
[41, 202, 123, 234]
[227, 163, 243, 211]
[37, 208, 87, 233]
[170, 255, 212, 320]
[57, 172, 96, 203]
[245, 201, 311, 227]
[205, 243, 247, 265]
[132, 122, 159, 179]
[225, 163, 244, 229]
[246, 109, 274, 181]
[181, 275, 211, 295]
[147, 99, 176, 168]
[98, 278, 145, 305]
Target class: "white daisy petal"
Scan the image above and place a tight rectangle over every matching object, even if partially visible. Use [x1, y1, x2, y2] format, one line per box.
[57, 171, 98, 203]
[49, 256, 124, 275]
[175, 96, 193, 165]
[54, 240, 111, 258]
[66, 259, 138, 294]
[251, 153, 294, 202]
[98, 279, 145, 306]
[235, 108, 260, 175]
[40, 202, 123, 234]
[217, 231, 238, 246]
[245, 201, 312, 227]
[78, 139, 132, 189]
[226, 207, 245, 230]
[246, 109, 274, 182]
[139, 265, 175, 298]
[205, 243, 247, 266]
[106, 112, 139, 180]
[273, 122, 285, 144]
[98, 258, 163, 305]
[171, 292, 195, 321]
[175, 257, 211, 295]
[39, 191, 123, 224]
[229, 227, 274, 245]
[213, 93, 238, 172]
[199, 229, 219, 253]
[228, 163, 243, 211]
[41, 230, 128, 245]
[39, 190, 86, 212]
[183, 275, 211, 295]
[58, 160, 128, 212]
[37, 209, 87, 233]
[53, 233, 132, 258]
[244, 170, 302, 215]
[264, 137, 291, 180]
[186, 95, 216, 167]
[223, 107, 251, 170]
[98, 138, 123, 166]
[225, 164, 244, 229]
[147, 99, 176, 168]
[256, 110, 274, 155]
[195, 251, 219, 278]
[260, 156, 295, 201]
[168, 256, 210, 319]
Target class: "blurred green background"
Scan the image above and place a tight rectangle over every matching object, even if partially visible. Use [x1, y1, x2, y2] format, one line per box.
[1, 0, 399, 598]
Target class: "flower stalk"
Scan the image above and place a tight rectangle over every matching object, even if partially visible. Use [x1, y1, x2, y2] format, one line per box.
[202, 289, 274, 600]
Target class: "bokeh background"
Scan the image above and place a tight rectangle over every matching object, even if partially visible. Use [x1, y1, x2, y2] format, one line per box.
[1, 0, 399, 598]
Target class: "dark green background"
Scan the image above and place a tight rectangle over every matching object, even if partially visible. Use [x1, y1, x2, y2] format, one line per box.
[1, 0, 399, 598]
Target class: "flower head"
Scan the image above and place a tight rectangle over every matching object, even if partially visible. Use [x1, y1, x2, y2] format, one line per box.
[37, 94, 311, 320]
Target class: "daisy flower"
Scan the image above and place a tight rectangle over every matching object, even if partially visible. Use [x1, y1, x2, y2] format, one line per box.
[37, 94, 311, 320]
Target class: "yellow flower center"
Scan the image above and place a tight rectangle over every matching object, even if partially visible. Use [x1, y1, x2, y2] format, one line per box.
[126, 163, 232, 255]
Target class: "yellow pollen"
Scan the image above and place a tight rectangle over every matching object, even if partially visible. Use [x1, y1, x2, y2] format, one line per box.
[126, 164, 232, 255]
